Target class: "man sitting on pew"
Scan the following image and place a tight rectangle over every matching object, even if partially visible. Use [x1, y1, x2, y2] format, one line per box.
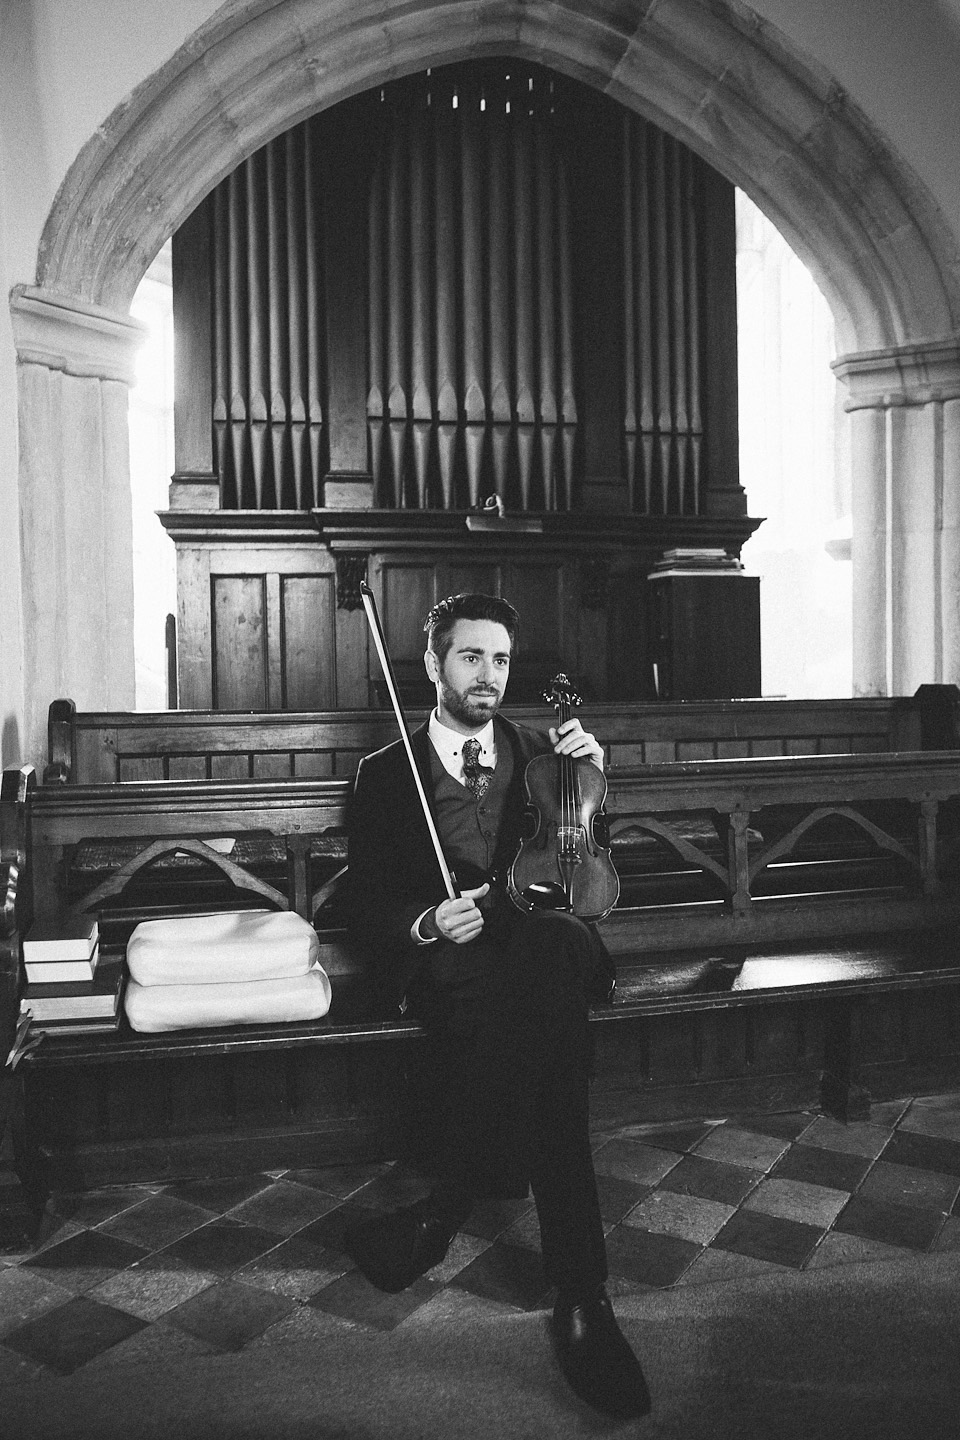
[345, 592, 651, 1420]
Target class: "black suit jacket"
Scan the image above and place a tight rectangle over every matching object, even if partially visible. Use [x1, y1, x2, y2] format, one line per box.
[346, 714, 550, 1007]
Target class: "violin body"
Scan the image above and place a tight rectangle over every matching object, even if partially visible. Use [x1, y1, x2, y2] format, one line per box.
[507, 675, 620, 923]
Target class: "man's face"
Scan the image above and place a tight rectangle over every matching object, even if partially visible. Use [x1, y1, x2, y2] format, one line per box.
[425, 618, 512, 733]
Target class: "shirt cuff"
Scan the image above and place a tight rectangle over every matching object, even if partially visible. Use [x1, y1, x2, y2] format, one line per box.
[411, 908, 438, 944]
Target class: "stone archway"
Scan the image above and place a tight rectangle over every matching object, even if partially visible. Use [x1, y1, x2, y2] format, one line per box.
[35, 0, 960, 349]
[12, 0, 960, 756]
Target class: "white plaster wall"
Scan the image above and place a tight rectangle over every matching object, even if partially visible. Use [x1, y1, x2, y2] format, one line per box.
[0, 0, 217, 764]
[1, 0, 960, 763]
[1, 0, 220, 285]
[750, 0, 960, 248]
[0, 5, 34, 765]
[0, 275, 23, 769]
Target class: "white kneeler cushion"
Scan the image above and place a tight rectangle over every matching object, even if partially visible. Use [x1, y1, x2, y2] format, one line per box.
[124, 966, 332, 1032]
[127, 909, 319, 985]
[124, 909, 331, 1032]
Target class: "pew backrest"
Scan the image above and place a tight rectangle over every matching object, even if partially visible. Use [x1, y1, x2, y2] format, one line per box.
[45, 695, 924, 785]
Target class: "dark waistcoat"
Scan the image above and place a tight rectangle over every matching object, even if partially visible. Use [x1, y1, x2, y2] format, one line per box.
[428, 738, 515, 882]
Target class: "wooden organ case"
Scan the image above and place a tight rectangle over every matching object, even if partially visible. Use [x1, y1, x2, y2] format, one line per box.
[162, 62, 762, 710]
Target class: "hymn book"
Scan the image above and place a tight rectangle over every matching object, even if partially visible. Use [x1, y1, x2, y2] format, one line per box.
[23, 955, 124, 1021]
[23, 917, 99, 963]
[24, 944, 100, 986]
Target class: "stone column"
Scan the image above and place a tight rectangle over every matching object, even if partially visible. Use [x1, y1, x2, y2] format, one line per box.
[9, 286, 145, 766]
[833, 340, 960, 696]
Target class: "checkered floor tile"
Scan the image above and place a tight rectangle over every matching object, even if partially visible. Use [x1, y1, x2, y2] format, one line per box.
[4, 1090, 960, 1376]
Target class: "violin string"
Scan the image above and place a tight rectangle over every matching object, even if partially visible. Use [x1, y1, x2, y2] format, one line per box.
[561, 690, 572, 855]
[571, 692, 581, 824]
[560, 691, 569, 838]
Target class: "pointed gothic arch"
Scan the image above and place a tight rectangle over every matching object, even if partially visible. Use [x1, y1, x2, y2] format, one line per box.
[36, 0, 960, 351]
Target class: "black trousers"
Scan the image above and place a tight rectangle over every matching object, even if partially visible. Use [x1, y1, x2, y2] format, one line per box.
[412, 907, 612, 1298]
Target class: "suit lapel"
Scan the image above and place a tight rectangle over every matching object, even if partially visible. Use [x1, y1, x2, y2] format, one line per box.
[409, 721, 439, 820]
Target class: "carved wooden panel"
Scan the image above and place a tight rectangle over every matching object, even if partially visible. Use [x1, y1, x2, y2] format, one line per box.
[212, 576, 268, 709]
[176, 538, 353, 711]
[649, 573, 761, 701]
[281, 574, 336, 710]
[370, 552, 571, 706]
[164, 512, 762, 709]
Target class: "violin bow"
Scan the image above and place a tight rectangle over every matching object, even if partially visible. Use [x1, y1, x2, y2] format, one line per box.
[359, 581, 459, 902]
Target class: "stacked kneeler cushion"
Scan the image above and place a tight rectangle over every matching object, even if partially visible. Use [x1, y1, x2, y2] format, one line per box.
[124, 909, 331, 1032]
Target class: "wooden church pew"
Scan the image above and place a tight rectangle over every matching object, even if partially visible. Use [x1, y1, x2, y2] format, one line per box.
[7, 744, 960, 1193]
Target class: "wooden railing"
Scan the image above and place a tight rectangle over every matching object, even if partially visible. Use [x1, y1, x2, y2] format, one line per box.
[25, 749, 960, 966]
[601, 750, 960, 953]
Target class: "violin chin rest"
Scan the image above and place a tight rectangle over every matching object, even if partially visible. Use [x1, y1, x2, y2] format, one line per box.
[521, 882, 572, 911]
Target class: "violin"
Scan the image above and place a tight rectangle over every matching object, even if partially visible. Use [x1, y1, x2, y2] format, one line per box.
[507, 674, 620, 922]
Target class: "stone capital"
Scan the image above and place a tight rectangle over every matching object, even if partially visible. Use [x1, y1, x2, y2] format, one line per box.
[833, 338, 960, 410]
[9, 284, 146, 386]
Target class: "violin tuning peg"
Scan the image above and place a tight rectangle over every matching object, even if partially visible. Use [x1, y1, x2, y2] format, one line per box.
[542, 672, 582, 712]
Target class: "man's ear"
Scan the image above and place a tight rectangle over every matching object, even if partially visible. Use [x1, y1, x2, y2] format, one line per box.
[424, 648, 440, 683]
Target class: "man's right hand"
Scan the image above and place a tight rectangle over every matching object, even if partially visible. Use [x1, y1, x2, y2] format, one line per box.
[423, 884, 490, 944]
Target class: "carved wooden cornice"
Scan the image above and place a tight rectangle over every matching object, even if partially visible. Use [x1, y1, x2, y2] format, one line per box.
[156, 507, 763, 554]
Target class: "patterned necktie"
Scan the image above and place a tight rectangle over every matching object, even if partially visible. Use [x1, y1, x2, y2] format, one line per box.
[462, 737, 494, 800]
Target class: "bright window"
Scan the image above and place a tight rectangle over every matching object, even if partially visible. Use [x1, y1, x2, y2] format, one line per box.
[736, 190, 852, 697]
[129, 242, 176, 710]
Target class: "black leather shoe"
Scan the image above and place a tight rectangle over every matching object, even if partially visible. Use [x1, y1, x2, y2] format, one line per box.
[550, 1288, 652, 1419]
[344, 1201, 454, 1293]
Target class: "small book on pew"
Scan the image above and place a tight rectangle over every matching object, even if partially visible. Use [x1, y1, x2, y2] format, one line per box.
[30, 1012, 122, 1038]
[24, 942, 100, 986]
[23, 917, 99, 964]
[23, 956, 124, 1021]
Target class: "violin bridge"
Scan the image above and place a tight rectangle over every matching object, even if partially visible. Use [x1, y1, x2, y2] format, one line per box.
[557, 825, 584, 861]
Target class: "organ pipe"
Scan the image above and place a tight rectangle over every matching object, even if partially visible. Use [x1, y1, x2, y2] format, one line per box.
[623, 114, 705, 516]
[211, 122, 329, 510]
[201, 63, 719, 518]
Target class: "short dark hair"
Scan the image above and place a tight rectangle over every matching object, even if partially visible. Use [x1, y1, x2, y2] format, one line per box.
[424, 593, 520, 663]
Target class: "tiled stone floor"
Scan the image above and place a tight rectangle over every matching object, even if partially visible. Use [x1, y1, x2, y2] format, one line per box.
[4, 1092, 960, 1379]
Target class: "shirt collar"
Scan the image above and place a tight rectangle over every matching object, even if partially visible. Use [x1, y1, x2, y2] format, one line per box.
[428, 711, 496, 761]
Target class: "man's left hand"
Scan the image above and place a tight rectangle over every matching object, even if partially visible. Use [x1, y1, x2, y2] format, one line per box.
[549, 719, 605, 771]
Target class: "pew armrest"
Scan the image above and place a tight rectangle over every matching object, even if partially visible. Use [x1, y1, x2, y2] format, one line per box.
[1, 766, 36, 1049]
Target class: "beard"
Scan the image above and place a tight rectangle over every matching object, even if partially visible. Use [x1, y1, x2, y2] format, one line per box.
[438, 677, 503, 728]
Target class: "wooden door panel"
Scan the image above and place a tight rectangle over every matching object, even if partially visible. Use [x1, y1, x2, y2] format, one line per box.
[501, 560, 566, 702]
[282, 574, 336, 710]
[442, 562, 501, 596]
[212, 575, 267, 709]
[380, 562, 435, 660]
